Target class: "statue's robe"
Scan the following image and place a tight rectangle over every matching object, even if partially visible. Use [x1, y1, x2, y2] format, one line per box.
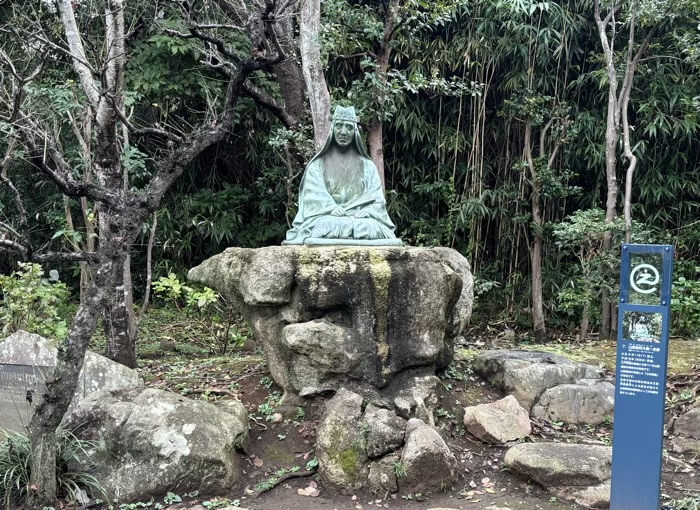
[284, 156, 399, 245]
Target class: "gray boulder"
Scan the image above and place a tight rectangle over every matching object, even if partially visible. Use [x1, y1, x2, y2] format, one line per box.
[316, 389, 369, 491]
[673, 403, 700, 439]
[63, 388, 248, 502]
[504, 443, 611, 487]
[463, 395, 531, 444]
[388, 373, 440, 425]
[0, 331, 143, 434]
[531, 379, 615, 425]
[367, 454, 399, 495]
[189, 246, 473, 405]
[474, 350, 604, 410]
[400, 418, 457, 493]
[554, 481, 611, 509]
[363, 404, 406, 458]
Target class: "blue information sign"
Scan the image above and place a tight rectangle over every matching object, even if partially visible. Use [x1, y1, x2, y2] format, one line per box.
[610, 244, 673, 510]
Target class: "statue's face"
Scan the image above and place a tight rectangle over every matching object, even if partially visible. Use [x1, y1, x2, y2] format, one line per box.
[333, 121, 355, 148]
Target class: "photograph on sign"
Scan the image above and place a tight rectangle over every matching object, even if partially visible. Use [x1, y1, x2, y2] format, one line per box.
[628, 253, 663, 305]
[622, 311, 663, 343]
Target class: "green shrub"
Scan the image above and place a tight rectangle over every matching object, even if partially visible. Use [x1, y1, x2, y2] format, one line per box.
[0, 262, 70, 339]
[671, 265, 700, 338]
[152, 273, 247, 354]
[0, 428, 105, 508]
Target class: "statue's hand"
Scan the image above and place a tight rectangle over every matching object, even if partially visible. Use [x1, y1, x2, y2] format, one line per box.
[330, 206, 347, 216]
[354, 210, 370, 219]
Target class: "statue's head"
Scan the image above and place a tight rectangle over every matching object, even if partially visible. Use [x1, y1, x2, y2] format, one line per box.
[310, 105, 371, 162]
[332, 107, 359, 148]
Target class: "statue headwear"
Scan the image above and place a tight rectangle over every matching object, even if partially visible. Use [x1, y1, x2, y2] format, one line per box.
[310, 104, 370, 162]
[331, 105, 359, 123]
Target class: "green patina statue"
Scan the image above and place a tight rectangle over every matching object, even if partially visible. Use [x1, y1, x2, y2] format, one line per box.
[283, 106, 402, 246]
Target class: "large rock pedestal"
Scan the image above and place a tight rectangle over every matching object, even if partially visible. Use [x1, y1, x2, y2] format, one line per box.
[189, 246, 473, 408]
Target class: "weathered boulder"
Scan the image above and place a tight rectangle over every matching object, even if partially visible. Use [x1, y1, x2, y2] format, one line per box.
[474, 350, 604, 410]
[400, 418, 458, 493]
[554, 481, 611, 509]
[367, 454, 399, 495]
[463, 395, 531, 444]
[316, 389, 369, 491]
[504, 443, 611, 487]
[63, 388, 248, 502]
[673, 403, 700, 439]
[316, 390, 457, 495]
[0, 331, 143, 433]
[430, 247, 474, 371]
[531, 379, 615, 425]
[387, 372, 440, 425]
[363, 404, 406, 458]
[188, 246, 473, 406]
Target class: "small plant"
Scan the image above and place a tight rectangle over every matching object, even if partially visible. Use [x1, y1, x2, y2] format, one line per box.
[392, 461, 407, 478]
[259, 376, 274, 390]
[255, 392, 281, 420]
[163, 492, 181, 505]
[295, 406, 306, 420]
[0, 262, 70, 339]
[0, 428, 105, 508]
[152, 273, 246, 355]
[202, 498, 240, 509]
[305, 457, 319, 471]
[663, 496, 700, 509]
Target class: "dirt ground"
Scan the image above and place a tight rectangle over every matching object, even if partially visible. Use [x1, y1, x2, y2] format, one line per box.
[136, 330, 700, 510]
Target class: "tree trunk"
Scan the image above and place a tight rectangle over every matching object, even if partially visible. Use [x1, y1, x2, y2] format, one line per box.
[28, 249, 120, 510]
[104, 254, 137, 368]
[300, 0, 331, 149]
[367, 0, 399, 188]
[523, 122, 546, 342]
[368, 117, 385, 188]
[272, 10, 306, 124]
[579, 301, 590, 342]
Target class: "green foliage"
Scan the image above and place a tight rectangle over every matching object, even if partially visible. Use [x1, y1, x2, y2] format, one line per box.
[662, 496, 700, 510]
[552, 210, 656, 326]
[152, 274, 246, 355]
[0, 429, 105, 508]
[671, 264, 700, 337]
[392, 460, 407, 478]
[0, 263, 70, 339]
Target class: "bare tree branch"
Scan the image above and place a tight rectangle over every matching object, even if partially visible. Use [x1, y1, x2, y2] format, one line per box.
[106, 94, 184, 143]
[242, 81, 295, 127]
[18, 117, 119, 205]
[0, 238, 28, 257]
[32, 251, 99, 263]
[164, 27, 243, 63]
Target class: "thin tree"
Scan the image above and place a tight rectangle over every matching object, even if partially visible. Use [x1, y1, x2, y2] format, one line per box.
[0, 0, 289, 506]
[594, 0, 660, 338]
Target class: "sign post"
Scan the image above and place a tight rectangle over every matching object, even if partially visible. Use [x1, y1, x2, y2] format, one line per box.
[610, 244, 673, 510]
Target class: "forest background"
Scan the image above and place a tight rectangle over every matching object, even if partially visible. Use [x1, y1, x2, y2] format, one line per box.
[1, 0, 700, 346]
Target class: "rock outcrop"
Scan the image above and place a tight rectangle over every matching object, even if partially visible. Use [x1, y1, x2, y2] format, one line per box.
[315, 389, 457, 495]
[64, 388, 249, 502]
[189, 246, 473, 409]
[504, 442, 612, 508]
[531, 379, 615, 425]
[473, 349, 613, 427]
[463, 395, 531, 444]
[0, 331, 143, 434]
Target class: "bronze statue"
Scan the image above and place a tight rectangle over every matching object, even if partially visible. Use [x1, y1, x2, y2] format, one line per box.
[284, 106, 402, 245]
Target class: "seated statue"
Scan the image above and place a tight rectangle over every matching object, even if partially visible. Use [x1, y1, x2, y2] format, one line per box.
[283, 106, 402, 246]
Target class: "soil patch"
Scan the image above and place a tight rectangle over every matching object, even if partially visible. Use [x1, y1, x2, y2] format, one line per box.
[135, 337, 700, 510]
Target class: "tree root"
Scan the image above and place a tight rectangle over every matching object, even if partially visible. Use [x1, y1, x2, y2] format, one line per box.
[252, 470, 316, 499]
